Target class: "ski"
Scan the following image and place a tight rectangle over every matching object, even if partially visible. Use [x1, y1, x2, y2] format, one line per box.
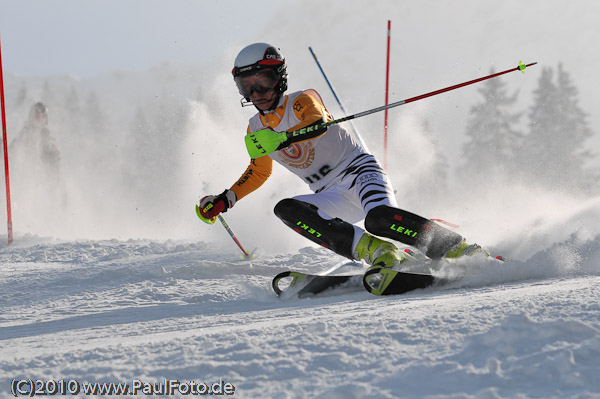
[272, 271, 363, 298]
[362, 266, 445, 296]
[272, 267, 446, 298]
[272, 251, 507, 298]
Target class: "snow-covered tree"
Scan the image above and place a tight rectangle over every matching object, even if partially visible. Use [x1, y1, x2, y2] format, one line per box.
[458, 68, 522, 183]
[421, 117, 449, 195]
[40, 80, 58, 107]
[519, 64, 596, 193]
[122, 94, 190, 207]
[65, 86, 81, 116]
[84, 91, 107, 136]
[14, 81, 28, 108]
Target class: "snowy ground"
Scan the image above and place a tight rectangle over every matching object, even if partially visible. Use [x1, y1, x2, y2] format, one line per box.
[2, 2, 600, 396]
[1, 222, 600, 398]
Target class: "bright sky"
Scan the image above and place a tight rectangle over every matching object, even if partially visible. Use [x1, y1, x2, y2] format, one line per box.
[1, 0, 599, 166]
[0, 0, 287, 76]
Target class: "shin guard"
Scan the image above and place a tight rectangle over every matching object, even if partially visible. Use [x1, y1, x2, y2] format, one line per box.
[365, 205, 463, 259]
[274, 199, 355, 260]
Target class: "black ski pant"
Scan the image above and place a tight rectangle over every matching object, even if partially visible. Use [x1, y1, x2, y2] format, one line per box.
[274, 198, 463, 260]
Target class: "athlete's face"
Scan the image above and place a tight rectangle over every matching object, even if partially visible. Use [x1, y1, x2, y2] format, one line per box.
[30, 109, 48, 128]
[249, 89, 277, 111]
[235, 70, 279, 111]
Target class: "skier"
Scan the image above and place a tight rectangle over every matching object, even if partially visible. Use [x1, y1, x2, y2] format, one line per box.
[198, 42, 483, 268]
[9, 102, 61, 183]
[9, 101, 66, 218]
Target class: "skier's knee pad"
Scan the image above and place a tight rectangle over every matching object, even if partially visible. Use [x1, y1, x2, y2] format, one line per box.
[365, 205, 463, 259]
[274, 198, 355, 259]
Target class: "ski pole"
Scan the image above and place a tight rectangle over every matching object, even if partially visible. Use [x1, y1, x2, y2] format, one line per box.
[383, 20, 392, 170]
[217, 215, 251, 258]
[286, 61, 537, 141]
[308, 47, 369, 152]
[196, 204, 251, 258]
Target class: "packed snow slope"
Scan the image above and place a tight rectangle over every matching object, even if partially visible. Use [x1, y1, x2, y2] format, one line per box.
[1, 198, 599, 398]
[1, 2, 599, 397]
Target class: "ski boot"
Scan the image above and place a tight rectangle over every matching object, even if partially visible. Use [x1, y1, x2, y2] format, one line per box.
[445, 240, 490, 259]
[353, 232, 413, 268]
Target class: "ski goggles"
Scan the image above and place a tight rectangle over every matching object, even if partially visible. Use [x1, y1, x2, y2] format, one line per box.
[234, 69, 278, 97]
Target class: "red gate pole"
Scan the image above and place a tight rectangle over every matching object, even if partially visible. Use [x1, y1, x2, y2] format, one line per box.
[0, 34, 14, 244]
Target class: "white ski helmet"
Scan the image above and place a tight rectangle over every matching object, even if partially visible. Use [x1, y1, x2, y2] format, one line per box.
[232, 43, 288, 108]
